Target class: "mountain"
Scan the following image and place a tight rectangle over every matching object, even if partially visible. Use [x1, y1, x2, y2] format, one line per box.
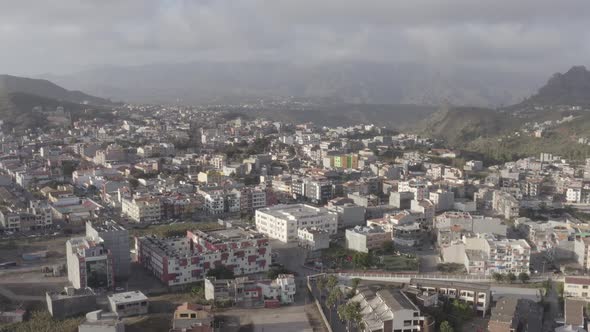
[0, 75, 112, 105]
[41, 61, 542, 107]
[0, 75, 114, 130]
[522, 66, 590, 106]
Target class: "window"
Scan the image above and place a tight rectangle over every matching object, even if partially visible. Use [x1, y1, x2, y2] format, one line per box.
[180, 313, 189, 318]
[190, 313, 196, 318]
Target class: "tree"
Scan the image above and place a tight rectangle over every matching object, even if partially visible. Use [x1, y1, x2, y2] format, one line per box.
[326, 287, 344, 324]
[440, 321, 454, 332]
[326, 275, 338, 291]
[352, 252, 372, 269]
[492, 272, 504, 283]
[506, 272, 517, 284]
[316, 276, 327, 298]
[518, 272, 530, 284]
[338, 301, 363, 331]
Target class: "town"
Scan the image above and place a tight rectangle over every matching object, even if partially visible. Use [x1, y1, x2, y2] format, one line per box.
[0, 101, 589, 332]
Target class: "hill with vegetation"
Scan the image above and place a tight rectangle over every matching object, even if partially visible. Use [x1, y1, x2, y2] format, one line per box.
[520, 66, 590, 106]
[0, 75, 116, 131]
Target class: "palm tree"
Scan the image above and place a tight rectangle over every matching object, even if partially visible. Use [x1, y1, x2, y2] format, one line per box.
[326, 275, 338, 291]
[316, 275, 327, 299]
[326, 287, 343, 325]
[440, 321, 454, 332]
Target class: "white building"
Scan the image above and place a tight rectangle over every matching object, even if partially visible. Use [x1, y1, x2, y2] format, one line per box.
[108, 291, 148, 317]
[66, 237, 114, 289]
[121, 196, 161, 223]
[255, 204, 337, 243]
[564, 277, 590, 300]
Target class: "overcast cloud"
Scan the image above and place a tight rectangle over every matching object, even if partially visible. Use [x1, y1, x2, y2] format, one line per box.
[0, 0, 589, 75]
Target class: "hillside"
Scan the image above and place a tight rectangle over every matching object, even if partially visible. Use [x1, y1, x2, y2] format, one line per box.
[0, 75, 112, 105]
[41, 61, 539, 107]
[520, 66, 590, 106]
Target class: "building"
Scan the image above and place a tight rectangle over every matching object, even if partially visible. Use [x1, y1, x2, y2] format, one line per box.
[442, 235, 531, 276]
[409, 279, 491, 317]
[564, 277, 590, 300]
[86, 221, 131, 280]
[66, 237, 114, 290]
[78, 310, 125, 332]
[348, 288, 425, 332]
[204, 274, 296, 306]
[108, 291, 148, 317]
[345, 225, 391, 253]
[202, 190, 240, 215]
[429, 190, 455, 212]
[574, 237, 590, 270]
[255, 204, 337, 243]
[488, 296, 543, 332]
[297, 227, 330, 251]
[46, 287, 98, 319]
[327, 199, 366, 228]
[492, 191, 520, 220]
[135, 228, 270, 286]
[0, 206, 52, 232]
[121, 196, 162, 223]
[171, 302, 214, 332]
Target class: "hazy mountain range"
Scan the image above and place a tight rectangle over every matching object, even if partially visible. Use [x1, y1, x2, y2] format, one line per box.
[40, 61, 546, 107]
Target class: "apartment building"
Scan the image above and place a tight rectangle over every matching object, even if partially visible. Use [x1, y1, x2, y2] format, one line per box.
[85, 221, 131, 280]
[255, 204, 337, 243]
[564, 277, 590, 300]
[202, 190, 240, 215]
[574, 237, 590, 270]
[442, 235, 531, 275]
[121, 196, 162, 223]
[205, 274, 296, 305]
[0, 206, 52, 232]
[66, 237, 114, 290]
[409, 279, 491, 317]
[348, 288, 425, 332]
[345, 225, 391, 253]
[492, 190, 520, 220]
[135, 228, 270, 286]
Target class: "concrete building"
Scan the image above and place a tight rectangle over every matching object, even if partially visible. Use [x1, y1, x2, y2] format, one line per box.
[488, 296, 543, 332]
[46, 287, 97, 319]
[345, 225, 391, 253]
[327, 198, 366, 228]
[564, 277, 590, 300]
[409, 279, 491, 317]
[297, 227, 330, 251]
[86, 221, 131, 280]
[389, 192, 413, 209]
[136, 228, 270, 286]
[121, 196, 162, 223]
[255, 204, 337, 243]
[108, 291, 148, 317]
[0, 206, 52, 232]
[204, 274, 296, 306]
[492, 191, 520, 220]
[78, 310, 125, 332]
[429, 190, 455, 212]
[171, 303, 213, 332]
[66, 237, 114, 290]
[574, 237, 590, 270]
[348, 288, 425, 332]
[442, 235, 531, 275]
[202, 190, 240, 215]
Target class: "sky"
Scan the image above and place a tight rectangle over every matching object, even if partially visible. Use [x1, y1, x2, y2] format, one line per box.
[1, 0, 589, 76]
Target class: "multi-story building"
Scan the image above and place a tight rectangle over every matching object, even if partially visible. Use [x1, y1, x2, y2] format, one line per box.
[135, 228, 270, 286]
[297, 227, 330, 251]
[66, 237, 114, 290]
[574, 236, 590, 270]
[121, 196, 162, 223]
[85, 221, 131, 280]
[348, 288, 425, 332]
[442, 235, 530, 275]
[564, 277, 590, 300]
[107, 291, 148, 317]
[255, 204, 337, 243]
[205, 274, 296, 305]
[398, 180, 429, 201]
[0, 206, 52, 232]
[492, 190, 520, 220]
[202, 190, 240, 215]
[345, 225, 391, 253]
[238, 187, 267, 215]
[409, 279, 491, 317]
[428, 190, 455, 212]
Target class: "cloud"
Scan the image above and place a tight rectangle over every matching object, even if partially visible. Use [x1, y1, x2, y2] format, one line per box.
[0, 0, 588, 75]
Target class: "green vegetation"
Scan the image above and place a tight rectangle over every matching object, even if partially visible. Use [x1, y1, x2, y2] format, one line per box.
[266, 266, 294, 279]
[337, 301, 364, 331]
[437, 263, 466, 274]
[439, 321, 454, 332]
[379, 255, 419, 271]
[0, 310, 83, 332]
[518, 272, 530, 284]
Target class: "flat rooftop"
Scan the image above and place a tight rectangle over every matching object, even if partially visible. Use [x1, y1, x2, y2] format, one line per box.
[258, 204, 331, 219]
[108, 291, 148, 304]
